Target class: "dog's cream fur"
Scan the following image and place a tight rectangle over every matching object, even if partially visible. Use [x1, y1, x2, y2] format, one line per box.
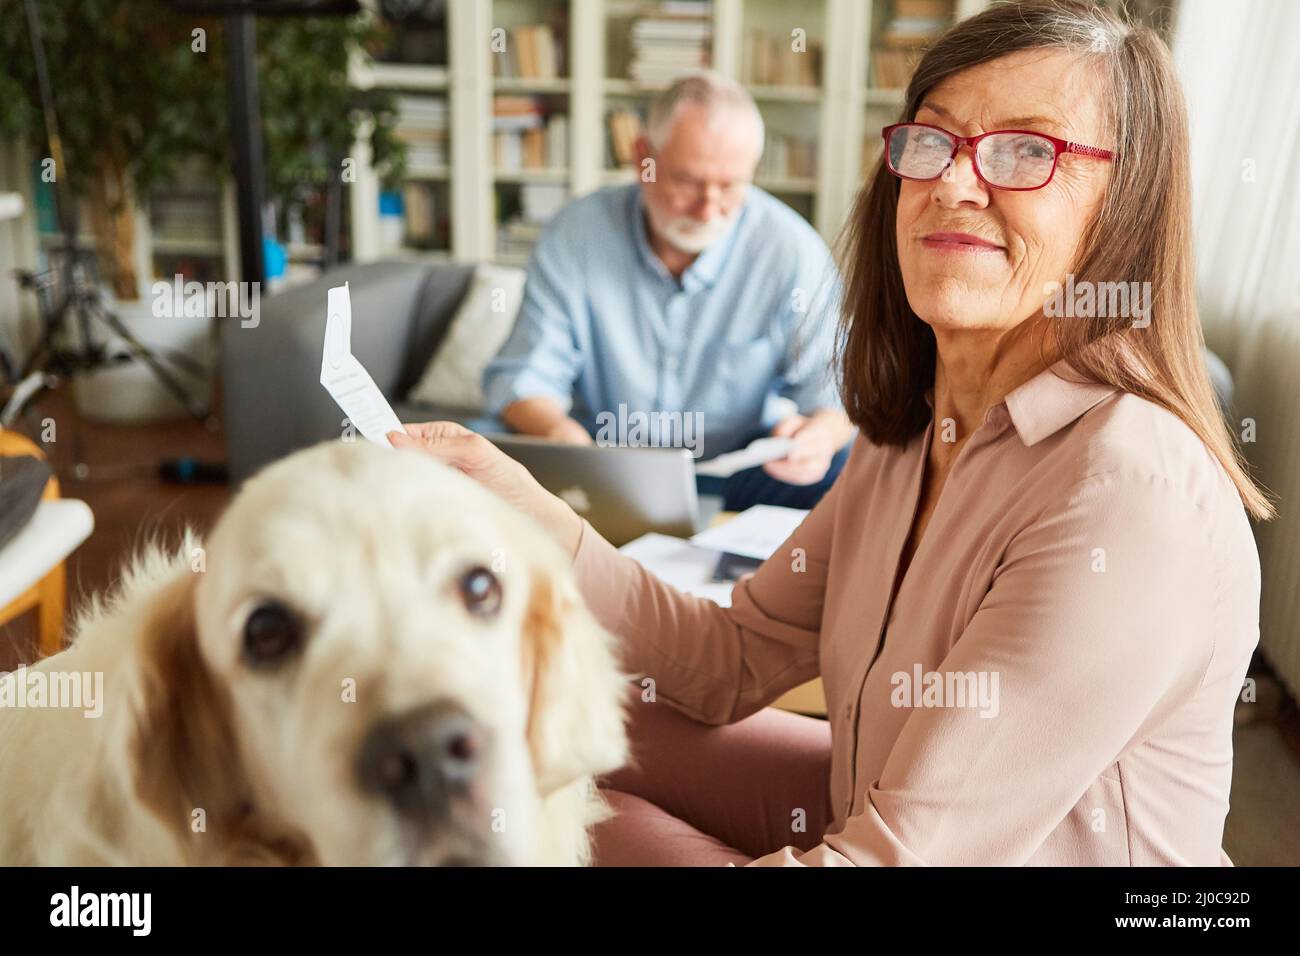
[0, 441, 628, 865]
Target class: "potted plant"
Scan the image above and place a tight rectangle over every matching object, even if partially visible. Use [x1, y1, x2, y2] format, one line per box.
[0, 0, 404, 420]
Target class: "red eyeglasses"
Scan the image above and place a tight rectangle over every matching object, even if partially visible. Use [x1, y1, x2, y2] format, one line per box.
[881, 122, 1117, 191]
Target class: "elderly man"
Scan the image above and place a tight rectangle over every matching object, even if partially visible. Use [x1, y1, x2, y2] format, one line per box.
[481, 73, 855, 511]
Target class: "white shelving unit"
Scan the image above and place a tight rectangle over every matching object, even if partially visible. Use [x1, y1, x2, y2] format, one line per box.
[349, 0, 990, 265]
[27, 166, 240, 291]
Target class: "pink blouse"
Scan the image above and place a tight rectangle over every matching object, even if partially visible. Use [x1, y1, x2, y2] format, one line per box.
[572, 361, 1260, 865]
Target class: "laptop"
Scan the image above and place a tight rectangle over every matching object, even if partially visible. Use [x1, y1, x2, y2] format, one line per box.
[487, 434, 700, 546]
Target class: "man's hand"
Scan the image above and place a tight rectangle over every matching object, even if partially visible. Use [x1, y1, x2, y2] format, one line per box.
[502, 397, 593, 446]
[762, 410, 851, 486]
[542, 417, 594, 446]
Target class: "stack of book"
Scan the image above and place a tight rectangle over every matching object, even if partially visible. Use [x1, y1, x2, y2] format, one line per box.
[628, 2, 712, 86]
[742, 29, 821, 87]
[871, 0, 953, 88]
[606, 107, 644, 168]
[494, 23, 564, 80]
[493, 96, 569, 172]
[394, 95, 449, 173]
[757, 133, 817, 182]
[497, 183, 568, 258]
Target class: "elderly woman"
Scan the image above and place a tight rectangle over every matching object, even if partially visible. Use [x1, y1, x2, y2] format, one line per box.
[392, 0, 1271, 866]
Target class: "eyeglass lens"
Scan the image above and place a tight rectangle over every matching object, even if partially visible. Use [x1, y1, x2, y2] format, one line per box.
[887, 125, 1058, 189]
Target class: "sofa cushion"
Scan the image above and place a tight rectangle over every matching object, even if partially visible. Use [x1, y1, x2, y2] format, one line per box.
[394, 263, 478, 398]
[405, 264, 526, 413]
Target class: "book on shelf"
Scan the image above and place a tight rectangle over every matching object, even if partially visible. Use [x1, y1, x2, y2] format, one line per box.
[742, 29, 821, 87]
[394, 95, 449, 172]
[495, 23, 564, 80]
[494, 96, 567, 171]
[493, 95, 545, 130]
[870, 47, 924, 88]
[871, 0, 954, 87]
[893, 0, 955, 19]
[628, 4, 713, 86]
[547, 115, 569, 168]
[497, 220, 543, 258]
[497, 183, 568, 258]
[521, 183, 567, 222]
[403, 183, 437, 245]
[606, 107, 644, 168]
[657, 0, 711, 14]
[757, 133, 817, 182]
[882, 17, 950, 47]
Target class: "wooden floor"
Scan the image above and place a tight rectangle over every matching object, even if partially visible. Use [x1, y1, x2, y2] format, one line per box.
[1, 388, 229, 668]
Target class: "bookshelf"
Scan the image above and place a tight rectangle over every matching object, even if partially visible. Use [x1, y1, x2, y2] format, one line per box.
[28, 157, 239, 291]
[348, 0, 993, 266]
[856, 0, 987, 187]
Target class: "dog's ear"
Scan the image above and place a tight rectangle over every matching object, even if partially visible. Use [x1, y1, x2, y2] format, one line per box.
[126, 562, 269, 863]
[522, 564, 629, 796]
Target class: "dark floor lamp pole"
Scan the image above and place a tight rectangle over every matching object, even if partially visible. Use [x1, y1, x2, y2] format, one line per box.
[226, 11, 265, 287]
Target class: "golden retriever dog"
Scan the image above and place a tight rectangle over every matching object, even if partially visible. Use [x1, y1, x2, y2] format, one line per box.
[0, 440, 628, 865]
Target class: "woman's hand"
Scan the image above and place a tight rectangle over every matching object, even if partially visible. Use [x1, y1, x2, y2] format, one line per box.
[388, 422, 584, 556]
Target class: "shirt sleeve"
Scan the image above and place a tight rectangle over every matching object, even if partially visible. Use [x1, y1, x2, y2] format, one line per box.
[571, 459, 847, 724]
[749, 472, 1225, 866]
[776, 239, 843, 415]
[481, 229, 584, 417]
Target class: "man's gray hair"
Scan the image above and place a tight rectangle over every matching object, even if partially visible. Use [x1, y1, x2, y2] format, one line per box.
[645, 71, 765, 151]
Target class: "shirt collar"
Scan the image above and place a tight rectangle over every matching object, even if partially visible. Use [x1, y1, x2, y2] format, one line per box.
[1003, 359, 1118, 446]
[923, 359, 1117, 446]
[631, 187, 743, 291]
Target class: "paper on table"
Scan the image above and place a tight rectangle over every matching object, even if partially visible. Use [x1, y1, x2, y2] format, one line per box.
[694, 436, 793, 478]
[320, 282, 405, 448]
[689, 504, 809, 560]
[619, 532, 735, 607]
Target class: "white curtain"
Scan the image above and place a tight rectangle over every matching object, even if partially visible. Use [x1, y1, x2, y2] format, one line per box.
[1175, 0, 1300, 697]
[1174, 0, 1300, 360]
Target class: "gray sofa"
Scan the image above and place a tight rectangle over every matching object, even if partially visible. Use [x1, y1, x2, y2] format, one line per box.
[221, 260, 478, 485]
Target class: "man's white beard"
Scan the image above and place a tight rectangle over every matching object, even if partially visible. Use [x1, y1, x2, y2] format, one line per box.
[658, 213, 736, 254]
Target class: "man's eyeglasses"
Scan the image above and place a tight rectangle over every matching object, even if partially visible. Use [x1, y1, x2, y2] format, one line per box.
[881, 122, 1116, 191]
[657, 166, 751, 204]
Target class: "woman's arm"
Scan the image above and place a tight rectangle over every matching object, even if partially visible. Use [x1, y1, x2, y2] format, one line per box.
[570, 476, 842, 724]
[390, 421, 845, 725]
[748, 471, 1252, 866]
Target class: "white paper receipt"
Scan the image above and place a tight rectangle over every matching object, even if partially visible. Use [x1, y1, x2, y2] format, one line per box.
[689, 505, 809, 561]
[694, 436, 794, 478]
[320, 282, 405, 447]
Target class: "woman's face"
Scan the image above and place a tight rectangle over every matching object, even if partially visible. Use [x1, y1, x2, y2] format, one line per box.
[895, 49, 1113, 336]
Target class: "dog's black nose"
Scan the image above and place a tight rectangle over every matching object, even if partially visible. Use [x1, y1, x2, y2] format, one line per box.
[356, 702, 483, 821]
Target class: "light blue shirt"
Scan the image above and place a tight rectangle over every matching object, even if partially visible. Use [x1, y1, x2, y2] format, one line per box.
[482, 184, 843, 460]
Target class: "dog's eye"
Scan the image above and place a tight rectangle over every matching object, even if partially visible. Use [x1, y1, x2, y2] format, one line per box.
[459, 566, 502, 617]
[243, 602, 302, 667]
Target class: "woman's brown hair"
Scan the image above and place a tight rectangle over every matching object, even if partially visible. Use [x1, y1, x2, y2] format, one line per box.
[837, 0, 1274, 520]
